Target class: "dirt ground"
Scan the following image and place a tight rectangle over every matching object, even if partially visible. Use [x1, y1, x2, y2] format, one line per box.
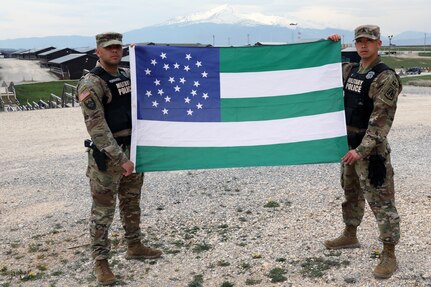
[0, 58, 58, 83]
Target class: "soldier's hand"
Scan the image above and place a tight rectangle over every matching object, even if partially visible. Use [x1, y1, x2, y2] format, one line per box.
[342, 149, 361, 165]
[327, 34, 341, 41]
[121, 160, 134, 176]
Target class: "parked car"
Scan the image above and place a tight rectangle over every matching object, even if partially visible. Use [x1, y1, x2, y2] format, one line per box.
[406, 67, 422, 75]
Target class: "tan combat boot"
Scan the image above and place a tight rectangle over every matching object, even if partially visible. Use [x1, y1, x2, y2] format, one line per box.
[126, 242, 162, 260]
[373, 243, 397, 279]
[323, 225, 361, 250]
[95, 259, 115, 285]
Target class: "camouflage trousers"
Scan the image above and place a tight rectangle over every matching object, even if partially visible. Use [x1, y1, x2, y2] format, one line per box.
[86, 149, 144, 260]
[341, 151, 400, 244]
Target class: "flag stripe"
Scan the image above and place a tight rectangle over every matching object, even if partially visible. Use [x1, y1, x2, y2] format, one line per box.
[219, 40, 340, 73]
[135, 136, 346, 172]
[220, 63, 342, 99]
[135, 111, 346, 147]
[221, 87, 343, 121]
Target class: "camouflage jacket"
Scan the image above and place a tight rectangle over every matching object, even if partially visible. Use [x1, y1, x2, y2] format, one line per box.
[76, 62, 130, 167]
[342, 57, 402, 158]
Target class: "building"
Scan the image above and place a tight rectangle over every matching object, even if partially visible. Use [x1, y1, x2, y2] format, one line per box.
[74, 47, 96, 55]
[22, 47, 56, 60]
[38, 48, 77, 67]
[48, 53, 98, 79]
[341, 47, 360, 63]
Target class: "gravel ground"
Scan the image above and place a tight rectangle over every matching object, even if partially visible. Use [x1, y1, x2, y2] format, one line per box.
[0, 89, 431, 287]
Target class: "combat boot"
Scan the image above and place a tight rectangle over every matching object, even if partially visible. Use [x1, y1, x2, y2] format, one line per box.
[323, 225, 360, 250]
[95, 259, 115, 285]
[373, 243, 397, 279]
[126, 242, 162, 260]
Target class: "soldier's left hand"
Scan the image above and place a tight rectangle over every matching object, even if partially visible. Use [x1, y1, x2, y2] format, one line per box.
[121, 160, 135, 176]
[342, 149, 361, 165]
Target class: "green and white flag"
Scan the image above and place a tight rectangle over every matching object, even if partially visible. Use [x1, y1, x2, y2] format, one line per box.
[130, 40, 347, 172]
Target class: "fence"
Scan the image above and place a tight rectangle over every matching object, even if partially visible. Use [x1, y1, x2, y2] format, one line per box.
[1, 82, 78, 112]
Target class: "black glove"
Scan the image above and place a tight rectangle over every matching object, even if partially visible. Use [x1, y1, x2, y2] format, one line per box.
[368, 155, 386, 187]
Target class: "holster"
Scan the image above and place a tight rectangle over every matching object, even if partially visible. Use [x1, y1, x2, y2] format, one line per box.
[368, 154, 386, 187]
[84, 139, 107, 171]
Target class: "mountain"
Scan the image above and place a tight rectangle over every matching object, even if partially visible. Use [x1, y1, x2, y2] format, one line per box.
[0, 35, 94, 50]
[0, 5, 428, 49]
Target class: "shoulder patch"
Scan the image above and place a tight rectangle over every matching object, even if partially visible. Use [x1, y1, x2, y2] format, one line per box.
[79, 90, 91, 102]
[384, 88, 396, 101]
[84, 98, 97, 110]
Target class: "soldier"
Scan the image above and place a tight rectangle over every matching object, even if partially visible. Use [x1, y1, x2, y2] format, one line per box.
[76, 32, 162, 285]
[326, 25, 402, 279]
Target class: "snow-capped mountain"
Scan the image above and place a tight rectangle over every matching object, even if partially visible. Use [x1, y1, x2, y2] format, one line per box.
[162, 4, 301, 29]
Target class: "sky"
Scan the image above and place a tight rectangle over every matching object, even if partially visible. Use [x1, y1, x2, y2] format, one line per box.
[1, 0, 430, 40]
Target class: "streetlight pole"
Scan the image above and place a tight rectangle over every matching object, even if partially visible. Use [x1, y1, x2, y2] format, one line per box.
[289, 23, 298, 43]
[388, 35, 393, 54]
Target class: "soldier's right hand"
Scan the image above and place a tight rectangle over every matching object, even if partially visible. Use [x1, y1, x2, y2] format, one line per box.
[327, 34, 341, 41]
[121, 160, 134, 176]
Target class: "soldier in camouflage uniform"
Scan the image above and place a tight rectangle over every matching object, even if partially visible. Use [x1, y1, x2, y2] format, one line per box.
[76, 32, 162, 285]
[326, 25, 402, 279]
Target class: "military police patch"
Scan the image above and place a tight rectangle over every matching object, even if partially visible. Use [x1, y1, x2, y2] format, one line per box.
[366, 71, 375, 79]
[84, 98, 96, 110]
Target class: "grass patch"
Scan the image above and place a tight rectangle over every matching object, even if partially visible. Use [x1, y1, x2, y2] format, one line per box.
[14, 80, 77, 103]
[245, 278, 262, 285]
[28, 243, 42, 253]
[267, 267, 287, 283]
[263, 201, 280, 208]
[217, 260, 231, 267]
[188, 274, 204, 287]
[300, 256, 349, 278]
[192, 242, 211, 253]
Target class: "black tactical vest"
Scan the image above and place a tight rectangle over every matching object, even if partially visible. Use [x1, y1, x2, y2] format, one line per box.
[90, 66, 132, 134]
[344, 63, 391, 129]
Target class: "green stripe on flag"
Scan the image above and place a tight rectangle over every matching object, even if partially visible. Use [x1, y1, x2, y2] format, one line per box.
[221, 87, 344, 121]
[135, 136, 347, 172]
[219, 40, 341, 73]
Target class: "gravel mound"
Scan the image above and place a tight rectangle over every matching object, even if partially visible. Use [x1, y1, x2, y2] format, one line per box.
[1, 91, 431, 286]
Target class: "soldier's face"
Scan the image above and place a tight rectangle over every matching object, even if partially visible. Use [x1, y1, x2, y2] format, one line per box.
[96, 44, 123, 66]
[355, 38, 381, 60]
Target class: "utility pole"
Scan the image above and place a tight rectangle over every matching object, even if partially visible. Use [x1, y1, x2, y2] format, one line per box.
[425, 33, 427, 52]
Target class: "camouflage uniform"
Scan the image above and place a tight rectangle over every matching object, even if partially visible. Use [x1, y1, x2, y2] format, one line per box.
[341, 55, 402, 244]
[77, 59, 144, 260]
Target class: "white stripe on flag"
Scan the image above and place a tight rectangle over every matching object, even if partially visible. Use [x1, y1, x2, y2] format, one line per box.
[135, 111, 346, 147]
[220, 63, 342, 99]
